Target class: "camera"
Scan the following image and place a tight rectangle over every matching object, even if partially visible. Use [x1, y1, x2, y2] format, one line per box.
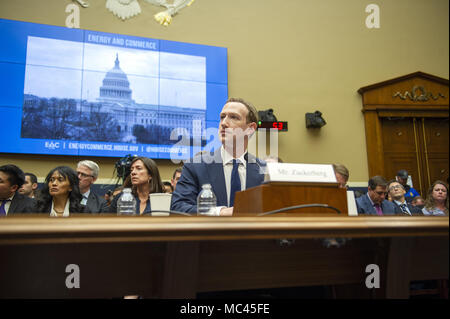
[305, 111, 326, 128]
[258, 109, 278, 122]
[114, 154, 138, 181]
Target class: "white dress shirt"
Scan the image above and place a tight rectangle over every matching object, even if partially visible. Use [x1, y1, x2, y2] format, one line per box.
[212, 146, 247, 215]
[1, 194, 15, 215]
[221, 146, 247, 206]
[81, 189, 90, 205]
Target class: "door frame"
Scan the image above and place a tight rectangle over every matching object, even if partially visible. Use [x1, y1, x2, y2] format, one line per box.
[358, 72, 449, 181]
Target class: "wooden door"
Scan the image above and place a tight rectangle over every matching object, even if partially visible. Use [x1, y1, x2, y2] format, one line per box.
[420, 117, 449, 189]
[358, 72, 449, 194]
[381, 117, 449, 196]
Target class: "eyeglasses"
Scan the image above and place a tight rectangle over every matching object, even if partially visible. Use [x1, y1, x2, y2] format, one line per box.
[77, 172, 94, 179]
[389, 185, 404, 191]
[372, 190, 387, 196]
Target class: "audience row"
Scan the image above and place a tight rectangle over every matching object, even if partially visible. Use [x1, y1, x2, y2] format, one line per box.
[0, 160, 448, 217]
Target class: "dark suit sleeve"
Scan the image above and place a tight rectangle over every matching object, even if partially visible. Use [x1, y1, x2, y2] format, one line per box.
[410, 204, 423, 215]
[108, 194, 120, 214]
[98, 197, 109, 213]
[392, 203, 403, 215]
[383, 201, 398, 215]
[23, 197, 37, 213]
[170, 164, 199, 214]
[8, 194, 37, 215]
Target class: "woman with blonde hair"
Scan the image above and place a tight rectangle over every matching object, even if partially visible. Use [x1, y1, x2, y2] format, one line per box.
[422, 180, 448, 216]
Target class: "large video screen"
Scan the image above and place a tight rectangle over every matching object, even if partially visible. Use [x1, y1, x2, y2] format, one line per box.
[0, 18, 227, 159]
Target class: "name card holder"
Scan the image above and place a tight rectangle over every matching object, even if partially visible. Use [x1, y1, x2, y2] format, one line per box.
[235, 163, 347, 216]
[265, 163, 338, 186]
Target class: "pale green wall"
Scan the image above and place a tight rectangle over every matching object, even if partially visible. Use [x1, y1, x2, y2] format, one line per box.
[0, 0, 448, 185]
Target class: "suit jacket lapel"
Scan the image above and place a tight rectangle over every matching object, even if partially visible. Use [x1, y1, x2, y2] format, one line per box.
[246, 154, 263, 189]
[365, 195, 377, 215]
[8, 193, 19, 214]
[86, 192, 96, 213]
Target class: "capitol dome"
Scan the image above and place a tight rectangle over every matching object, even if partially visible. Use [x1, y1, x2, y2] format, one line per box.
[99, 54, 132, 103]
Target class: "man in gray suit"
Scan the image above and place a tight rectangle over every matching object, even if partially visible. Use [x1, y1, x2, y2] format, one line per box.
[356, 176, 397, 215]
[77, 160, 108, 214]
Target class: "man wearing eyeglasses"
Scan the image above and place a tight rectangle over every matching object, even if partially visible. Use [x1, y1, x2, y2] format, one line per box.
[387, 180, 423, 216]
[356, 176, 397, 215]
[77, 160, 108, 214]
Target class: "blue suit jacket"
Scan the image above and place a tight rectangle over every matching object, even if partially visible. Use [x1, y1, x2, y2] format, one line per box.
[170, 150, 266, 214]
[356, 194, 398, 216]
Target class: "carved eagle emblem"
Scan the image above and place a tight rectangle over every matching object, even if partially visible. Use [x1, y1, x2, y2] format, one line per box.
[74, 0, 195, 25]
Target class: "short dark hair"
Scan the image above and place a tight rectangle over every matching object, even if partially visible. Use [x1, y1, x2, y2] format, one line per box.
[0, 164, 25, 188]
[24, 172, 38, 184]
[226, 97, 258, 124]
[387, 179, 403, 191]
[172, 167, 182, 180]
[368, 176, 387, 190]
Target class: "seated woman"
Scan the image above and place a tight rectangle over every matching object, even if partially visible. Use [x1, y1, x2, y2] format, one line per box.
[422, 180, 449, 216]
[37, 166, 83, 217]
[109, 157, 164, 215]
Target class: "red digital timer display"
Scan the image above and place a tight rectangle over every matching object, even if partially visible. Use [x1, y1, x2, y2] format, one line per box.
[257, 121, 288, 131]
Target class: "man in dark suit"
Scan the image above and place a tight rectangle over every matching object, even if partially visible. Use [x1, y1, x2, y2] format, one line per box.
[18, 172, 39, 199]
[0, 164, 36, 216]
[77, 160, 108, 214]
[356, 176, 397, 215]
[171, 98, 265, 216]
[387, 180, 423, 215]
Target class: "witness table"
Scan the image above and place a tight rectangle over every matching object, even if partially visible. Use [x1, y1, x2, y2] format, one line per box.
[0, 215, 448, 298]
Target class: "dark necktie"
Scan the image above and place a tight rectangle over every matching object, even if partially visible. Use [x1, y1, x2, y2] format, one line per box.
[0, 199, 11, 216]
[374, 204, 383, 216]
[400, 203, 410, 215]
[229, 159, 241, 207]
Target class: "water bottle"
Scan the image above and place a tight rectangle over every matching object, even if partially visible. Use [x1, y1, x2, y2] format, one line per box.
[117, 188, 137, 215]
[197, 184, 217, 216]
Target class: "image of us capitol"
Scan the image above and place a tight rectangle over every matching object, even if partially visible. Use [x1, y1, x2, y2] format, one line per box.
[22, 36, 206, 146]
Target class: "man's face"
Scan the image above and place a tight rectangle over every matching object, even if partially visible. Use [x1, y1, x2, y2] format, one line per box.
[412, 198, 425, 206]
[219, 102, 256, 147]
[171, 171, 181, 190]
[397, 177, 408, 186]
[18, 175, 37, 197]
[388, 182, 406, 201]
[0, 171, 17, 200]
[77, 165, 96, 191]
[368, 185, 387, 205]
[335, 173, 347, 189]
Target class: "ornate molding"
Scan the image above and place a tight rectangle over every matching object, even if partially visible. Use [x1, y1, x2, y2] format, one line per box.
[393, 85, 446, 102]
[73, 0, 195, 25]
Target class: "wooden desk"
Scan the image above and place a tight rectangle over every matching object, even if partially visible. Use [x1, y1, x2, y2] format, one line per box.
[0, 215, 448, 298]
